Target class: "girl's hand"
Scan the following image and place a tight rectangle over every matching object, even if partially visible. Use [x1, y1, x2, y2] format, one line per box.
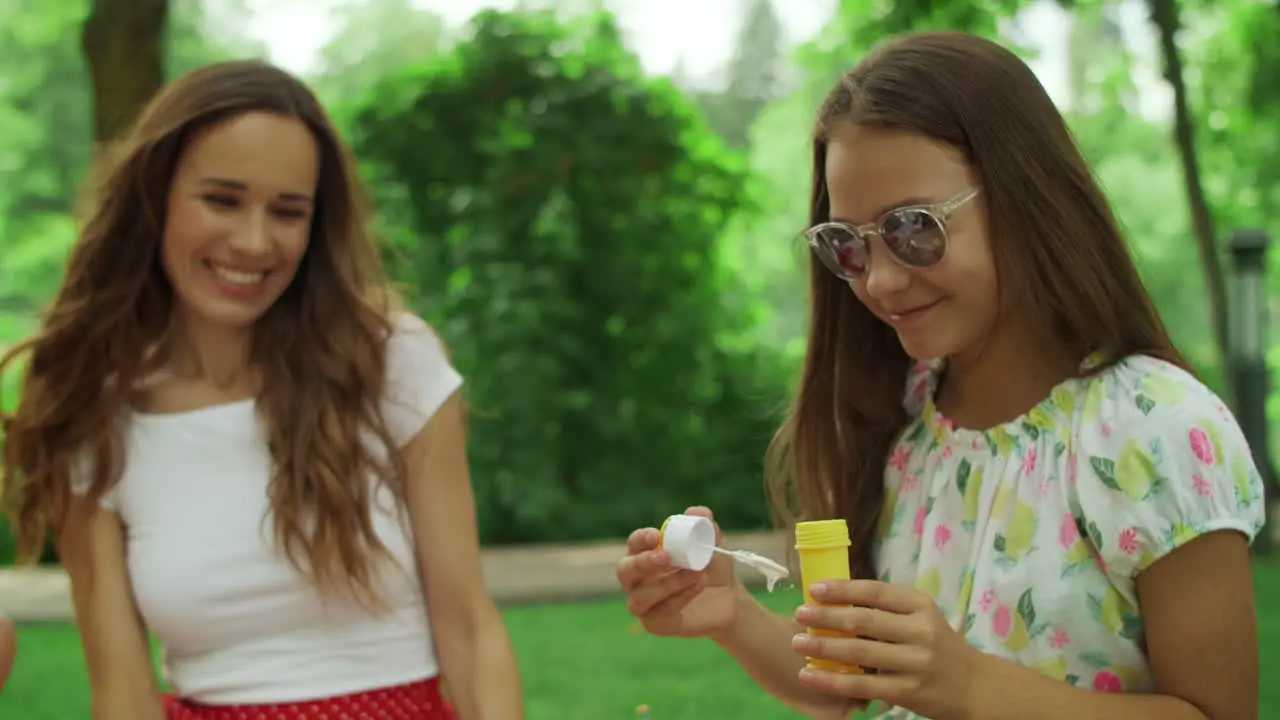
[792, 580, 982, 720]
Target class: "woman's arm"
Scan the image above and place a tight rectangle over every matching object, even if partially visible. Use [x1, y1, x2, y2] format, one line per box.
[714, 586, 859, 719]
[967, 530, 1257, 720]
[58, 499, 164, 720]
[403, 392, 524, 719]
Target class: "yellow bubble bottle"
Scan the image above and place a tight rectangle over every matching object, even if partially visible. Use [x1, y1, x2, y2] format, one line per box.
[795, 518, 862, 674]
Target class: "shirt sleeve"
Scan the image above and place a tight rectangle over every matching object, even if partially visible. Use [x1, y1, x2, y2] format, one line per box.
[1069, 357, 1266, 584]
[381, 312, 464, 447]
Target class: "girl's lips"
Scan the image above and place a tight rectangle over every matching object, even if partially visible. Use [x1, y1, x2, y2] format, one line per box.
[887, 300, 941, 326]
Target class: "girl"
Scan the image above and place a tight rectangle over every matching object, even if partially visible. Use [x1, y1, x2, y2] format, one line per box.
[0, 61, 523, 719]
[617, 32, 1263, 720]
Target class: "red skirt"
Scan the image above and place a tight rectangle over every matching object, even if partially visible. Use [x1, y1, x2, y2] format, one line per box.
[163, 676, 454, 719]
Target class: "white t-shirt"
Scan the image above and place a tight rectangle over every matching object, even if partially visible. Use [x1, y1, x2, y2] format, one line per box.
[76, 312, 462, 705]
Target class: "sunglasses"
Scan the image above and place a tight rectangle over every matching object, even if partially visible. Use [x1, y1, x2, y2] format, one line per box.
[804, 188, 980, 281]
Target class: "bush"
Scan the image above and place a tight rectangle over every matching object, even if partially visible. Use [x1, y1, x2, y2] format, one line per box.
[349, 9, 786, 543]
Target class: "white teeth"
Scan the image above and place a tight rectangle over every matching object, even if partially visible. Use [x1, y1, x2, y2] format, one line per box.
[212, 265, 265, 286]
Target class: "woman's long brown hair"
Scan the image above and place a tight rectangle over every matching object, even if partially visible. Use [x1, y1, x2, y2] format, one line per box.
[1, 60, 405, 606]
[765, 32, 1187, 580]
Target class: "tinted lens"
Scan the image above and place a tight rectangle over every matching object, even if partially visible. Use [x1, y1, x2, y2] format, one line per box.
[807, 224, 867, 278]
[882, 208, 946, 267]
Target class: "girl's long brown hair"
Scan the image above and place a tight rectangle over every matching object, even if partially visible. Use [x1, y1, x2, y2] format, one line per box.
[765, 32, 1187, 580]
[1, 60, 405, 605]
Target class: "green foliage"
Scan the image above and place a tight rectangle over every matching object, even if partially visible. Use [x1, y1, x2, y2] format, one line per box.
[350, 9, 783, 542]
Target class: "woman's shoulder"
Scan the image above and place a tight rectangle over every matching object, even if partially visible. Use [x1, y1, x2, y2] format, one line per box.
[380, 311, 462, 445]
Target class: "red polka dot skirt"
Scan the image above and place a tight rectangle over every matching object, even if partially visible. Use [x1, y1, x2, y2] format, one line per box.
[163, 676, 454, 719]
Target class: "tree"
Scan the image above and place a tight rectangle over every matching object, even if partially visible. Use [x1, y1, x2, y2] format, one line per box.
[82, 0, 169, 142]
[1146, 0, 1229, 391]
[312, 0, 448, 106]
[690, 0, 787, 148]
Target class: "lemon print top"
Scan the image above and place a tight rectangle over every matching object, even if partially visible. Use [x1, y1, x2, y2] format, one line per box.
[871, 354, 1265, 719]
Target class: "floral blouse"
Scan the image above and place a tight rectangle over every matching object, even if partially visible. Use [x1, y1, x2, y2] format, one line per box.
[870, 354, 1266, 719]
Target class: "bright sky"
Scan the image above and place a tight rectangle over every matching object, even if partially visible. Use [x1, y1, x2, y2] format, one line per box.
[245, 0, 1167, 118]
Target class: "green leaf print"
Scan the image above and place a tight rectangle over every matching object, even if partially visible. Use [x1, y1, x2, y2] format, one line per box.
[1133, 393, 1155, 415]
[1089, 456, 1123, 493]
[1078, 651, 1112, 669]
[956, 459, 972, 496]
[1065, 673, 1080, 686]
[1054, 440, 1068, 458]
[1119, 612, 1143, 641]
[905, 422, 927, 444]
[1017, 588, 1037, 630]
[1087, 520, 1104, 551]
[1087, 593, 1103, 623]
[993, 534, 1006, 553]
[963, 613, 976, 634]
[1021, 421, 1041, 440]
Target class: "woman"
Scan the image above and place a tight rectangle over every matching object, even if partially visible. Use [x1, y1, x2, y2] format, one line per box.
[0, 60, 523, 719]
[617, 32, 1262, 720]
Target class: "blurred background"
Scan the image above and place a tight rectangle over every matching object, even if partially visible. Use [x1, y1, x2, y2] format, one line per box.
[1, 0, 1278, 717]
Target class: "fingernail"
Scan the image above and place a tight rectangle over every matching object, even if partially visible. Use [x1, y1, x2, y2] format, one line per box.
[792, 633, 810, 650]
[795, 605, 813, 621]
[810, 582, 828, 598]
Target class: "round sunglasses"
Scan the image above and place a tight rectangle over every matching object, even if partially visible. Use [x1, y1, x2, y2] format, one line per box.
[804, 188, 980, 281]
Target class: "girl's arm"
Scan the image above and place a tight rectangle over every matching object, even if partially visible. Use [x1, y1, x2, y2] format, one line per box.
[968, 530, 1256, 720]
[403, 392, 524, 719]
[714, 586, 860, 719]
[58, 500, 165, 720]
[0, 612, 14, 690]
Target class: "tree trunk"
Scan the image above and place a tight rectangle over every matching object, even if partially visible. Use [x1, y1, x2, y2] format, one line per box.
[82, 0, 169, 143]
[1146, 0, 1231, 389]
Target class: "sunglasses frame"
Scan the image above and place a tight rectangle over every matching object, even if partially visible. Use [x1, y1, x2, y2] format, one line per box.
[804, 188, 981, 281]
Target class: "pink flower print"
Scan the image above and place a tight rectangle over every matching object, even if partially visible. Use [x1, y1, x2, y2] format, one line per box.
[1048, 628, 1069, 649]
[979, 589, 997, 613]
[941, 445, 954, 460]
[1092, 671, 1123, 693]
[1067, 451, 1078, 487]
[1189, 426, 1215, 465]
[910, 379, 927, 406]
[913, 505, 928, 536]
[1118, 526, 1141, 555]
[902, 474, 920, 492]
[937, 416, 955, 431]
[1038, 478, 1052, 499]
[991, 604, 1012, 639]
[971, 438, 982, 451]
[889, 446, 911, 472]
[1021, 447, 1038, 475]
[1192, 473, 1213, 498]
[1059, 513, 1079, 549]
[933, 524, 953, 550]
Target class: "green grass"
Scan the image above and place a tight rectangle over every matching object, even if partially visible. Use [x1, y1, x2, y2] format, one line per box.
[3, 565, 1279, 719]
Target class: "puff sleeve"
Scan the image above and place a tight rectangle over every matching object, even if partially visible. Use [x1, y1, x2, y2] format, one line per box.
[1069, 357, 1265, 591]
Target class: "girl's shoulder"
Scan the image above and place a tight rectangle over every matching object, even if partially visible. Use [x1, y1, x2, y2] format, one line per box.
[1072, 354, 1232, 442]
